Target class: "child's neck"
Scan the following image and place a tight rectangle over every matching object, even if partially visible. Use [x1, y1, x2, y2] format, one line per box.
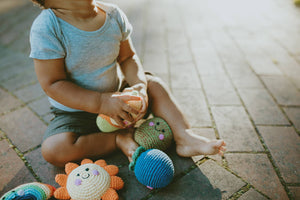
[46, 0, 98, 19]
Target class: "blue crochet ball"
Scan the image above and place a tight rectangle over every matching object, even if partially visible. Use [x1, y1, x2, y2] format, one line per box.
[134, 149, 174, 189]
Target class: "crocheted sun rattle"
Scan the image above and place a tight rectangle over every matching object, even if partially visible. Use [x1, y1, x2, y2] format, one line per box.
[54, 159, 124, 200]
[134, 117, 173, 151]
[129, 147, 175, 189]
[96, 89, 142, 132]
[0, 182, 55, 200]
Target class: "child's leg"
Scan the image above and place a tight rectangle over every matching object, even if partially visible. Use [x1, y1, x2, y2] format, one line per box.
[146, 75, 226, 157]
[41, 129, 138, 167]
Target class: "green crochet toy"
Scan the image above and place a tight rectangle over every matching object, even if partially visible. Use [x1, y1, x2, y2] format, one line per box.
[134, 117, 173, 151]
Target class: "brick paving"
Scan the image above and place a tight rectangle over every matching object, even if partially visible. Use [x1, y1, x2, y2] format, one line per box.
[0, 0, 299, 199]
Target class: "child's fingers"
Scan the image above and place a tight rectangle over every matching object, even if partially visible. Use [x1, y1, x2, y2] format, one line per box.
[119, 111, 134, 123]
[118, 95, 141, 102]
[220, 146, 226, 152]
[113, 116, 125, 128]
[123, 103, 139, 115]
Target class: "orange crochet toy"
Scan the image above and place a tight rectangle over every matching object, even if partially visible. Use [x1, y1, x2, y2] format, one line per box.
[54, 159, 124, 200]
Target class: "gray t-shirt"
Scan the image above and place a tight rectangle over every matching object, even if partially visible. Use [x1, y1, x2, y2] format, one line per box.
[29, 1, 132, 112]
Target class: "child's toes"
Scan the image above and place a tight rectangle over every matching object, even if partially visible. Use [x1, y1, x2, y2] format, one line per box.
[220, 146, 226, 152]
[213, 140, 225, 148]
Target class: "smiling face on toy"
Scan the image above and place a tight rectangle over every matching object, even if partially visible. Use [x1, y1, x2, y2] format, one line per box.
[54, 159, 124, 200]
[148, 118, 169, 141]
[134, 117, 173, 151]
[67, 163, 110, 199]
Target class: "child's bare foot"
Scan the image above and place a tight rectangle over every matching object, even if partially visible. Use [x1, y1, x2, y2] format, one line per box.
[176, 129, 226, 157]
[116, 128, 139, 162]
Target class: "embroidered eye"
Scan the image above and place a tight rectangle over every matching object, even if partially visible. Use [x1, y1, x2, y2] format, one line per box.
[77, 173, 80, 176]
[85, 168, 89, 171]
[156, 122, 160, 125]
[162, 129, 165, 132]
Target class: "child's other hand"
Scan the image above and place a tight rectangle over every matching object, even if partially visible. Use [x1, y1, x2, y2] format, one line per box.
[98, 92, 141, 128]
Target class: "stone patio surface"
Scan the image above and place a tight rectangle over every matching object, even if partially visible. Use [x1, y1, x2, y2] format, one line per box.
[0, 0, 299, 199]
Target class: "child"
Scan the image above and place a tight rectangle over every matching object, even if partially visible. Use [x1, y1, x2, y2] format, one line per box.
[30, 0, 226, 167]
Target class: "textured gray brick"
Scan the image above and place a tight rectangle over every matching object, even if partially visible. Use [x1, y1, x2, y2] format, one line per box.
[211, 106, 264, 151]
[239, 89, 289, 125]
[261, 75, 300, 106]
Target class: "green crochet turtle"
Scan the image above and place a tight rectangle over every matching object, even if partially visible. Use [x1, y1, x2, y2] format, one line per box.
[134, 117, 173, 151]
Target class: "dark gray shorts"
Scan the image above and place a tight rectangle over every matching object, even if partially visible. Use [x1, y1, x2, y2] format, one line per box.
[44, 107, 100, 140]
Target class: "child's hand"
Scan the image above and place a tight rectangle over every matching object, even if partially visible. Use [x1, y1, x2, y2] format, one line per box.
[123, 84, 148, 123]
[98, 92, 141, 128]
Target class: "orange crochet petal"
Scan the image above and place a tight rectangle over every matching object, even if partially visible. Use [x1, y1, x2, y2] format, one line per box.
[110, 176, 124, 190]
[65, 162, 79, 175]
[101, 188, 119, 200]
[104, 165, 119, 176]
[95, 159, 107, 167]
[55, 174, 68, 187]
[81, 159, 93, 165]
[54, 187, 70, 199]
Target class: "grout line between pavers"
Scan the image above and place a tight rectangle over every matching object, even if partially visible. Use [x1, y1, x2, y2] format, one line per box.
[191, 125, 214, 129]
[228, 184, 271, 200]
[223, 27, 294, 199]
[0, 131, 42, 183]
[227, 184, 252, 200]
[286, 183, 300, 187]
[22, 144, 41, 155]
[1, 73, 38, 92]
[225, 151, 266, 154]
[9, 79, 39, 92]
[19, 93, 47, 106]
[208, 104, 243, 107]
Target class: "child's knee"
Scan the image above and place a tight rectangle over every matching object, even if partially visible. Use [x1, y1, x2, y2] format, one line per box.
[146, 74, 165, 89]
[41, 134, 76, 167]
[146, 74, 170, 96]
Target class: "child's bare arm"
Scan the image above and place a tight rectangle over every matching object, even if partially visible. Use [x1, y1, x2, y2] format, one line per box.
[118, 38, 147, 88]
[34, 58, 139, 126]
[118, 38, 148, 120]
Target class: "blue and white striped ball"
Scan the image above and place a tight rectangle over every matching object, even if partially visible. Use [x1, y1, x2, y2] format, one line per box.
[134, 149, 174, 189]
